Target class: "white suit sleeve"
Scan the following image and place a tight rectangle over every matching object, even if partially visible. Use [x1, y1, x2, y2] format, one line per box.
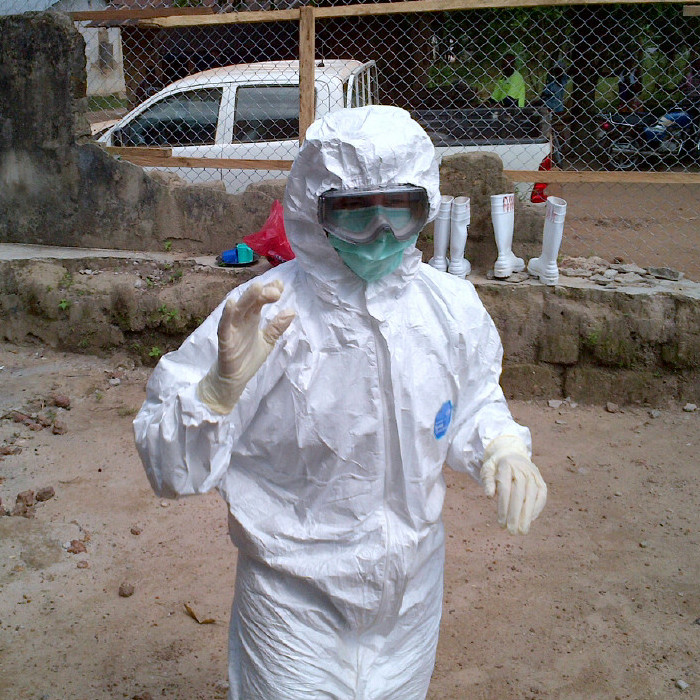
[133, 298, 239, 499]
[446, 305, 531, 482]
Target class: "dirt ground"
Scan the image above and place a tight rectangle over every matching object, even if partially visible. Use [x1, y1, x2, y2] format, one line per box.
[540, 182, 700, 281]
[0, 342, 698, 700]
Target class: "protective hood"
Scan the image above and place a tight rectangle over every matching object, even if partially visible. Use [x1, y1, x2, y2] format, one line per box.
[283, 106, 441, 306]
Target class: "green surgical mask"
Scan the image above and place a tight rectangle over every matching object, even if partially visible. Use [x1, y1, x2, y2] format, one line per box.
[329, 231, 418, 283]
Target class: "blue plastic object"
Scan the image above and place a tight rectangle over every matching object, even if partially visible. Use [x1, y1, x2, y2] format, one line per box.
[220, 244, 255, 265]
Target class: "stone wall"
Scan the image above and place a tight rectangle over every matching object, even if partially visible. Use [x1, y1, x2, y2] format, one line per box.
[1, 255, 698, 404]
[0, 12, 279, 256]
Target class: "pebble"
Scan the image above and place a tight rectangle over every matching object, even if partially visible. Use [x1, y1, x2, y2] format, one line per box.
[134, 279, 145, 288]
[682, 403, 696, 412]
[52, 420, 67, 435]
[118, 582, 135, 598]
[648, 409, 661, 418]
[548, 399, 563, 408]
[561, 268, 593, 278]
[51, 394, 71, 409]
[555, 419, 567, 425]
[675, 679, 689, 690]
[504, 271, 529, 283]
[77, 560, 89, 569]
[648, 266, 683, 281]
[639, 541, 648, 548]
[35, 486, 55, 502]
[0, 445, 22, 456]
[67, 540, 87, 554]
[130, 525, 142, 536]
[615, 272, 645, 285]
[614, 491, 623, 497]
[16, 490, 35, 507]
[605, 402, 620, 414]
[108, 378, 121, 387]
[160, 501, 169, 508]
[603, 269, 618, 279]
[617, 263, 647, 275]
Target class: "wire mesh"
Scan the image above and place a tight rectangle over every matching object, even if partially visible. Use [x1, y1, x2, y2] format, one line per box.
[2, 1, 698, 278]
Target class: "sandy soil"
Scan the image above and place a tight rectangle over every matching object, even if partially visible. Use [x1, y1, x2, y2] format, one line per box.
[0, 343, 698, 700]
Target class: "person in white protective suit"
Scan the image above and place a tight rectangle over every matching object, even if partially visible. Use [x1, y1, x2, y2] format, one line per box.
[134, 105, 546, 700]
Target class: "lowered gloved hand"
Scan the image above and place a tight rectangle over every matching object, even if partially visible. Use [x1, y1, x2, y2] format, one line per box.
[480, 435, 547, 535]
[198, 280, 295, 414]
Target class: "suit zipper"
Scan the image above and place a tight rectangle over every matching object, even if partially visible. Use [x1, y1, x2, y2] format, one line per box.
[370, 314, 395, 629]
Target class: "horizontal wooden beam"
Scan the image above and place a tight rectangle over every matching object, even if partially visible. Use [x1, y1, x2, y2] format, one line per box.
[140, 7, 300, 28]
[106, 146, 172, 159]
[69, 7, 214, 22]
[504, 169, 700, 184]
[314, 0, 696, 20]
[106, 151, 699, 181]
[138, 0, 696, 29]
[107, 148, 293, 170]
[683, 4, 700, 15]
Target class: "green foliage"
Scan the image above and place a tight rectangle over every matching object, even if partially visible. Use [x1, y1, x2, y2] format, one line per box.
[164, 240, 173, 252]
[58, 299, 71, 311]
[59, 272, 73, 290]
[148, 346, 163, 359]
[158, 304, 179, 323]
[427, 5, 696, 111]
[117, 406, 138, 417]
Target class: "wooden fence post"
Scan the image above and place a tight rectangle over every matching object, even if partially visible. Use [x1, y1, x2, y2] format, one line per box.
[299, 6, 316, 145]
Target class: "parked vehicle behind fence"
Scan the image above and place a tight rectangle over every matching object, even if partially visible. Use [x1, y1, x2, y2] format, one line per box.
[598, 101, 700, 170]
[98, 59, 550, 198]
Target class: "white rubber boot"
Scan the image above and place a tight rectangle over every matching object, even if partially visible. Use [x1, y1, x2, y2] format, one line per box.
[491, 193, 525, 279]
[429, 195, 453, 272]
[528, 196, 567, 286]
[448, 196, 471, 278]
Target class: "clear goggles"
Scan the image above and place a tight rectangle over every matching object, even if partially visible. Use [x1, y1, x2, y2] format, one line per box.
[317, 184, 430, 245]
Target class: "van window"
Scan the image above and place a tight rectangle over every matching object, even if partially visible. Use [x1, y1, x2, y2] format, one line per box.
[232, 85, 301, 142]
[117, 87, 222, 147]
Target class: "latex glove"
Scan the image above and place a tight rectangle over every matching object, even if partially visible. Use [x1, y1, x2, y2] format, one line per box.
[198, 280, 295, 414]
[480, 435, 547, 535]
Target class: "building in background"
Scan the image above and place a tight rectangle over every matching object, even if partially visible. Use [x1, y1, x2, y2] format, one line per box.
[0, 0, 126, 99]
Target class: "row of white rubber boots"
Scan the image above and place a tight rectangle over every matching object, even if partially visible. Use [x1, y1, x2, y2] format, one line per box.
[428, 193, 568, 286]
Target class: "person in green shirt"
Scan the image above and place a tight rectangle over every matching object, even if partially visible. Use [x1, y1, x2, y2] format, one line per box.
[490, 54, 527, 108]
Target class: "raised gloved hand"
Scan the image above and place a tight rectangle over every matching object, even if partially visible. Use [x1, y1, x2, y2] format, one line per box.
[198, 280, 295, 414]
[480, 435, 547, 535]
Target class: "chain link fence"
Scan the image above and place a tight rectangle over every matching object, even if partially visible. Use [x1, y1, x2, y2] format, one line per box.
[2, 0, 699, 278]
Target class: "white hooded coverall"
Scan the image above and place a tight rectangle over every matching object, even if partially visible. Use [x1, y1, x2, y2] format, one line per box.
[134, 105, 531, 700]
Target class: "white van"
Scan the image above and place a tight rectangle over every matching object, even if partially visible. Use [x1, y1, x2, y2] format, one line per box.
[99, 58, 549, 198]
[98, 59, 378, 192]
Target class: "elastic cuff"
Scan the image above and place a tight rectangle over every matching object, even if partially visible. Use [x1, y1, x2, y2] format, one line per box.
[197, 361, 243, 415]
[483, 434, 530, 463]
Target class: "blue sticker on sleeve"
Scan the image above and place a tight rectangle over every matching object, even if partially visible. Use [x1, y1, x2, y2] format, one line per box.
[433, 400, 453, 439]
